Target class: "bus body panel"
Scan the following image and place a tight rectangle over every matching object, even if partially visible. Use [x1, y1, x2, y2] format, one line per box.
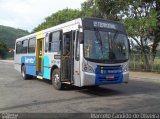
[81, 59, 129, 86]
[14, 17, 129, 88]
[14, 53, 35, 73]
[14, 54, 22, 73]
[73, 54, 81, 87]
[21, 56, 36, 76]
[43, 53, 61, 79]
[43, 55, 51, 79]
[122, 71, 129, 83]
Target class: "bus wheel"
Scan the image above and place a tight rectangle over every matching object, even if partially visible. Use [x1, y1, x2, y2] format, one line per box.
[52, 69, 63, 90]
[21, 65, 29, 80]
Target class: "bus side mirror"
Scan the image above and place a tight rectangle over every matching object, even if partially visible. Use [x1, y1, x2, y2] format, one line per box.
[78, 32, 84, 44]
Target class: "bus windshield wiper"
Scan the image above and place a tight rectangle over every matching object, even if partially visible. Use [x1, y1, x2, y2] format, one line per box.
[112, 30, 119, 42]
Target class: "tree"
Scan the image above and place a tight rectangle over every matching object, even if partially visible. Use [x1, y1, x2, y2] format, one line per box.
[33, 9, 83, 32]
[32, 0, 160, 70]
[94, 0, 159, 69]
[0, 41, 8, 59]
[122, 0, 158, 69]
[95, 0, 130, 20]
[33, 1, 104, 32]
[152, 0, 160, 61]
[81, 0, 102, 18]
[0, 25, 29, 48]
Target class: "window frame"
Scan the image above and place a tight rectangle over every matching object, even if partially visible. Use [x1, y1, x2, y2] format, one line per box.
[28, 37, 36, 54]
[48, 31, 61, 52]
[21, 39, 28, 54]
[16, 41, 22, 54]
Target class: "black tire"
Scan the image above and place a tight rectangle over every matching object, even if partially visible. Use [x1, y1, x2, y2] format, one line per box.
[87, 85, 99, 89]
[21, 65, 29, 80]
[51, 69, 63, 90]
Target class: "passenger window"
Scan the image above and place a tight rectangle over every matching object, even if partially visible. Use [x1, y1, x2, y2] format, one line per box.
[49, 31, 61, 52]
[16, 41, 22, 54]
[21, 40, 28, 53]
[28, 38, 36, 53]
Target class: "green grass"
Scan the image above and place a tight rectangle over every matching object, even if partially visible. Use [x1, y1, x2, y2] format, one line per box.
[129, 56, 160, 72]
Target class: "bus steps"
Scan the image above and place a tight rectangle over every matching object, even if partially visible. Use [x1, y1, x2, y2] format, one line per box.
[37, 75, 43, 80]
[36, 71, 43, 76]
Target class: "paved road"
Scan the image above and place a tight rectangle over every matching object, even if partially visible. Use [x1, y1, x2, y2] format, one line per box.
[0, 61, 160, 113]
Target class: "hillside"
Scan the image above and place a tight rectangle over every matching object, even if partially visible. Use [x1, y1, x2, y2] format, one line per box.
[0, 25, 29, 48]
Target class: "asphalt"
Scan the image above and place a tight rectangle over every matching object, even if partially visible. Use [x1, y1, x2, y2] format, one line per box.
[130, 71, 160, 80]
[1, 60, 159, 80]
[0, 60, 160, 115]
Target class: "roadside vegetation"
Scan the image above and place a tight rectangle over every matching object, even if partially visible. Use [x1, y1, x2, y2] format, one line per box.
[33, 0, 160, 72]
[1, 0, 160, 72]
[0, 25, 29, 59]
[0, 41, 8, 59]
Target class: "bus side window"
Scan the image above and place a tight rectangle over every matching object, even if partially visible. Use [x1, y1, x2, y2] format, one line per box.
[49, 31, 61, 52]
[16, 41, 22, 54]
[45, 33, 49, 52]
[28, 38, 36, 53]
[21, 40, 28, 53]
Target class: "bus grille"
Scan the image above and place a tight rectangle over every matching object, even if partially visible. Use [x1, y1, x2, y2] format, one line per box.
[95, 65, 123, 84]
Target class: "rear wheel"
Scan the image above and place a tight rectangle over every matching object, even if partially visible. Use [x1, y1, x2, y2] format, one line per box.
[51, 69, 63, 90]
[21, 65, 29, 80]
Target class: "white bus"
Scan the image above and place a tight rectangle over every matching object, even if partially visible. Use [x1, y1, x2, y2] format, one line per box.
[14, 17, 129, 90]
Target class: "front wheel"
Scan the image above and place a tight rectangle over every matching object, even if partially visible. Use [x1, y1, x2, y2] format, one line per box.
[51, 69, 63, 90]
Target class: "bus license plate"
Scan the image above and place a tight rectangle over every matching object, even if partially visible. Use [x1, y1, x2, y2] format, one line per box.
[106, 75, 114, 79]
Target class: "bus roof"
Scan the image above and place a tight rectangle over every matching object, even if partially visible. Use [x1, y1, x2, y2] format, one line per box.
[16, 17, 126, 42]
[16, 18, 82, 42]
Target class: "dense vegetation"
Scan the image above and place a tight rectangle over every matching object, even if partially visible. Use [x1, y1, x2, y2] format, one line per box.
[1, 0, 159, 70]
[0, 42, 8, 59]
[0, 25, 29, 48]
[33, 0, 160, 71]
[0, 25, 29, 59]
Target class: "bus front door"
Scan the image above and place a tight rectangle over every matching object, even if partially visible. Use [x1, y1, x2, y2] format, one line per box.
[36, 36, 44, 78]
[61, 31, 74, 83]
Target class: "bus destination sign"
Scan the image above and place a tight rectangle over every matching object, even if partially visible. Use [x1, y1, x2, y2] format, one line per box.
[93, 21, 116, 29]
[82, 18, 125, 31]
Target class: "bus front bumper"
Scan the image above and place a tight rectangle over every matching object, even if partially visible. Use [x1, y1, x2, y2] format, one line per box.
[81, 71, 129, 86]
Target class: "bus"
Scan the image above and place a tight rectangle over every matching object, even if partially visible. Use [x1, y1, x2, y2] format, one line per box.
[14, 17, 129, 90]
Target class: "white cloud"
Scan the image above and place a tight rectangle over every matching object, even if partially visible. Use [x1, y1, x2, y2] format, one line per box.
[0, 0, 85, 32]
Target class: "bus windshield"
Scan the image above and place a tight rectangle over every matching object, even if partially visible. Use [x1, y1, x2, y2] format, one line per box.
[84, 30, 129, 63]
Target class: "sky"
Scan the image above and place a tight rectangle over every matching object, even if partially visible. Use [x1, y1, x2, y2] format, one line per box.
[0, 0, 85, 32]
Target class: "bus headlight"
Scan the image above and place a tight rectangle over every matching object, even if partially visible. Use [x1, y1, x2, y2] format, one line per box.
[122, 63, 129, 72]
[82, 62, 94, 73]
